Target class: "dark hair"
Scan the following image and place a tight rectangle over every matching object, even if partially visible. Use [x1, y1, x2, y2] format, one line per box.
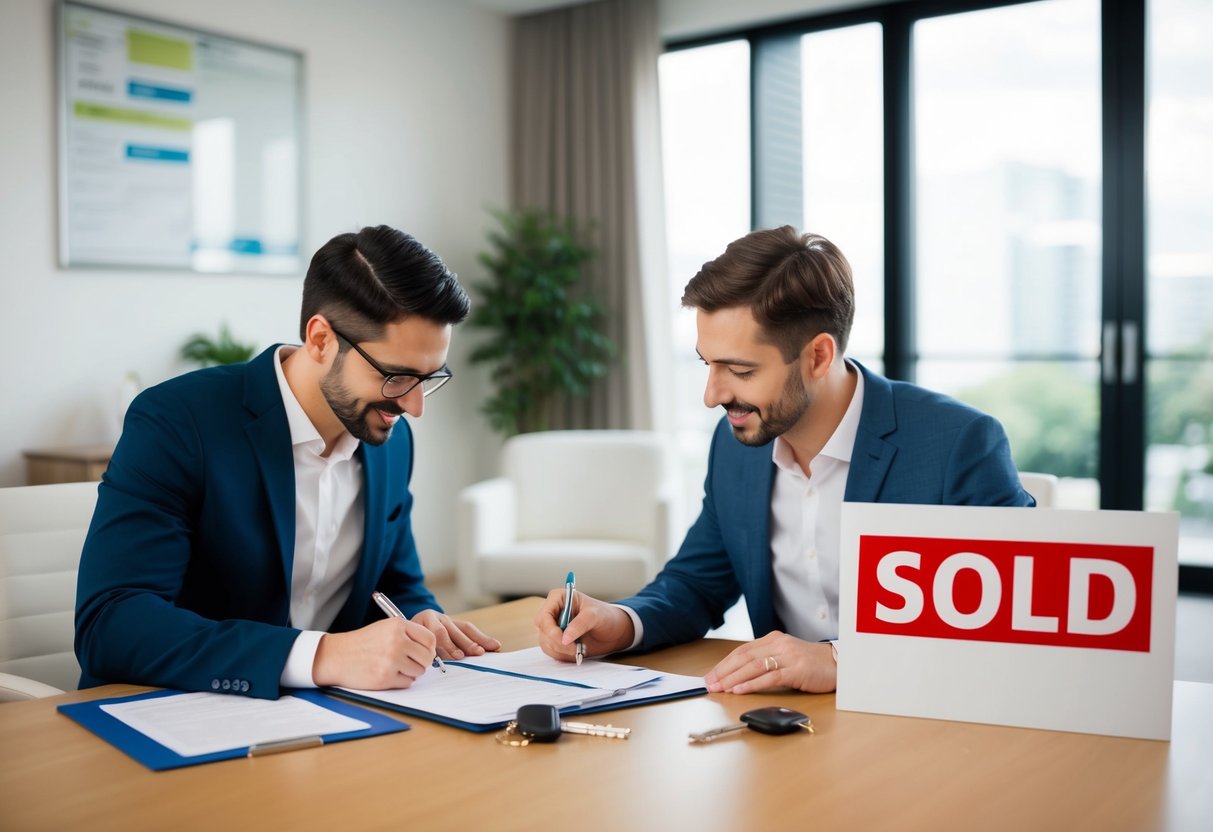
[299, 225, 470, 342]
[681, 226, 855, 360]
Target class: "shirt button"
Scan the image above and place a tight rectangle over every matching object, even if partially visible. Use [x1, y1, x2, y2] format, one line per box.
[808, 548, 817, 560]
[818, 608, 828, 621]
[807, 486, 816, 498]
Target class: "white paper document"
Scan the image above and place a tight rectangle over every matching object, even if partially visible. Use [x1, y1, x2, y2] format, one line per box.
[457, 646, 663, 689]
[100, 692, 370, 757]
[337, 647, 706, 728]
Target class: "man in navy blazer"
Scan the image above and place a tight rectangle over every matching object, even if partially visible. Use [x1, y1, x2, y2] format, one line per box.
[76, 226, 499, 698]
[536, 227, 1032, 694]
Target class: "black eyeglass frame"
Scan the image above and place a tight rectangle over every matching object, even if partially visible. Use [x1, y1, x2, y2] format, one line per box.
[330, 327, 453, 399]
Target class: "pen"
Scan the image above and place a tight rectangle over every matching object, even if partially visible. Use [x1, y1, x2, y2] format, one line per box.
[372, 591, 446, 673]
[248, 735, 324, 757]
[558, 571, 585, 666]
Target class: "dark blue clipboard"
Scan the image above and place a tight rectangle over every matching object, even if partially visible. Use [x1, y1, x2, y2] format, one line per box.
[58, 688, 408, 771]
[327, 662, 707, 733]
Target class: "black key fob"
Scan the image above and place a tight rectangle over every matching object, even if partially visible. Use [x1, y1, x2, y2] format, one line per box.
[740, 706, 812, 735]
[516, 704, 562, 742]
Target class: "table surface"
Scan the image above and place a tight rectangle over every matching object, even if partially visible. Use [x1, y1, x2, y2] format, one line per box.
[1, 598, 1210, 832]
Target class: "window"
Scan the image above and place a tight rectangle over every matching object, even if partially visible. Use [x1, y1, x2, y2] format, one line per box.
[1147, 0, 1213, 567]
[802, 24, 884, 366]
[658, 0, 1211, 585]
[659, 40, 750, 503]
[913, 0, 1101, 505]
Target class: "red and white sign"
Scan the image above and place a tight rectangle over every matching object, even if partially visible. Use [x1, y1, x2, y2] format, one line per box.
[838, 505, 1178, 741]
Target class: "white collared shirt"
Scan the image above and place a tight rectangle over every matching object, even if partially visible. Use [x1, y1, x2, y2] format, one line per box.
[622, 362, 864, 648]
[769, 363, 864, 642]
[274, 346, 366, 687]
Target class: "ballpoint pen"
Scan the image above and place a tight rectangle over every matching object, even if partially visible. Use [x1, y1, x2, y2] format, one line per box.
[372, 591, 446, 673]
[557, 571, 585, 666]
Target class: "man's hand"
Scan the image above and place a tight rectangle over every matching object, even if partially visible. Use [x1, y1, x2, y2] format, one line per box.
[411, 609, 502, 660]
[704, 631, 836, 694]
[534, 588, 635, 662]
[312, 618, 437, 690]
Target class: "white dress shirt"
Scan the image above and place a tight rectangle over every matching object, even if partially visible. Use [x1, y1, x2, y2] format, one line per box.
[273, 346, 366, 687]
[621, 362, 864, 650]
[769, 363, 863, 643]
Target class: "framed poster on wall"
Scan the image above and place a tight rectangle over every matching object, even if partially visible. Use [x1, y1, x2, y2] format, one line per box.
[58, 1, 304, 273]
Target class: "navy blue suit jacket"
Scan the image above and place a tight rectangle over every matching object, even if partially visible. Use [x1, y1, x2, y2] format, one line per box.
[75, 346, 440, 698]
[619, 362, 1034, 650]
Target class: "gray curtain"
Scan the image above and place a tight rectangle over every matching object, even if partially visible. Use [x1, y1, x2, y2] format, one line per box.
[511, 0, 665, 431]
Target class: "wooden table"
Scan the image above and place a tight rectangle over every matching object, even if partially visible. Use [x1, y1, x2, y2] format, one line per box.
[1, 598, 1210, 831]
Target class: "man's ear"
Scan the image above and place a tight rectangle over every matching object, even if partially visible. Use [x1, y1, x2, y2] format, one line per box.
[301, 314, 337, 364]
[799, 332, 837, 382]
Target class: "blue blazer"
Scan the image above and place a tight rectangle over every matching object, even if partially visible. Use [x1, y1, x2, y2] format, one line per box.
[620, 363, 1035, 650]
[75, 346, 440, 698]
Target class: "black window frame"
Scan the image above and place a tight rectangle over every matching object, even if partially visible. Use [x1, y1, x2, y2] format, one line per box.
[665, 0, 1211, 593]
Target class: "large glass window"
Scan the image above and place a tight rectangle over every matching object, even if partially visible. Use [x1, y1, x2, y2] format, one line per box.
[802, 23, 884, 366]
[657, 0, 1213, 585]
[1147, 0, 1213, 566]
[913, 0, 1102, 508]
[659, 41, 751, 501]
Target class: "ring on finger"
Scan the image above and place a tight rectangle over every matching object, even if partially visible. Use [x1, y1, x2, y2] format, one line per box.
[763, 655, 779, 672]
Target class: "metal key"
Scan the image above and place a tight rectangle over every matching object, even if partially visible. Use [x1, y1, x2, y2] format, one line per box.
[560, 719, 630, 739]
[689, 707, 814, 743]
[515, 704, 630, 741]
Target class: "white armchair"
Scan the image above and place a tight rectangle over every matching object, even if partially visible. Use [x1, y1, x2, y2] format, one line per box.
[457, 431, 679, 607]
[0, 481, 98, 701]
[1019, 472, 1060, 508]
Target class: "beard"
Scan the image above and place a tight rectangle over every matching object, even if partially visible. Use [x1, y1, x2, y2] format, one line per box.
[726, 365, 811, 447]
[319, 361, 403, 446]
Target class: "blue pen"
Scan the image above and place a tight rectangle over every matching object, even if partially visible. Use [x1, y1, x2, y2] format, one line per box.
[558, 571, 585, 665]
[372, 591, 445, 673]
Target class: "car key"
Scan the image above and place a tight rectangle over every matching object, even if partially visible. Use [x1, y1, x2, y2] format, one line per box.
[515, 704, 631, 741]
[516, 703, 563, 742]
[689, 707, 814, 743]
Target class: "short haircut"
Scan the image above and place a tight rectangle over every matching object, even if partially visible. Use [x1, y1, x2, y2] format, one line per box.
[299, 225, 470, 342]
[681, 226, 855, 361]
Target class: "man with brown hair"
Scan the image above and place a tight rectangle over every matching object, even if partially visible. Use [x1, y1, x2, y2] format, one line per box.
[535, 226, 1032, 694]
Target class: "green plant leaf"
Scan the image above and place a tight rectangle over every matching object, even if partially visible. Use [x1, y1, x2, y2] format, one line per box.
[468, 207, 614, 435]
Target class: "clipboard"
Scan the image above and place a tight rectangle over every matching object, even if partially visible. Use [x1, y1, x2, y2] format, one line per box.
[58, 689, 408, 771]
[329, 651, 707, 733]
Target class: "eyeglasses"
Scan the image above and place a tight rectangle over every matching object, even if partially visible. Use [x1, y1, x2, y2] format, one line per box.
[330, 327, 453, 399]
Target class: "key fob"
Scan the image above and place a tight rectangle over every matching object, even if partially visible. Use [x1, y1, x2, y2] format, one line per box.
[740, 706, 812, 735]
[516, 704, 562, 742]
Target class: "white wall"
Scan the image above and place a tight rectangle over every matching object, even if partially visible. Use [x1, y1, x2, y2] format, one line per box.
[0, 0, 509, 576]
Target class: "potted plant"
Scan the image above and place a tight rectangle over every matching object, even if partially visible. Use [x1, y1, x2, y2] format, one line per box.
[179, 322, 256, 367]
[468, 208, 615, 435]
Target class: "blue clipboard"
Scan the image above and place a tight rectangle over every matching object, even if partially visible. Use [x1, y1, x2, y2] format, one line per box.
[58, 689, 408, 771]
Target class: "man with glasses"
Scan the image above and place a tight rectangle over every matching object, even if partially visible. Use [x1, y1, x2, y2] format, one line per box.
[76, 225, 500, 698]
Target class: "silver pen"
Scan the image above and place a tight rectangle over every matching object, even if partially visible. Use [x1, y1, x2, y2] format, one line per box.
[371, 591, 446, 673]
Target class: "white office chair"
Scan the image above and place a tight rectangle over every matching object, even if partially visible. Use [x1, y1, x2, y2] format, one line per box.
[0, 481, 98, 701]
[456, 431, 679, 607]
[1019, 472, 1060, 508]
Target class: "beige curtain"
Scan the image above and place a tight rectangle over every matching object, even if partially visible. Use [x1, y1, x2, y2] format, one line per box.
[511, 0, 667, 431]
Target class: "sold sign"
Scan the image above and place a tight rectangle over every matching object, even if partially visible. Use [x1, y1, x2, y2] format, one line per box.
[839, 505, 1177, 740]
[855, 536, 1153, 652]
